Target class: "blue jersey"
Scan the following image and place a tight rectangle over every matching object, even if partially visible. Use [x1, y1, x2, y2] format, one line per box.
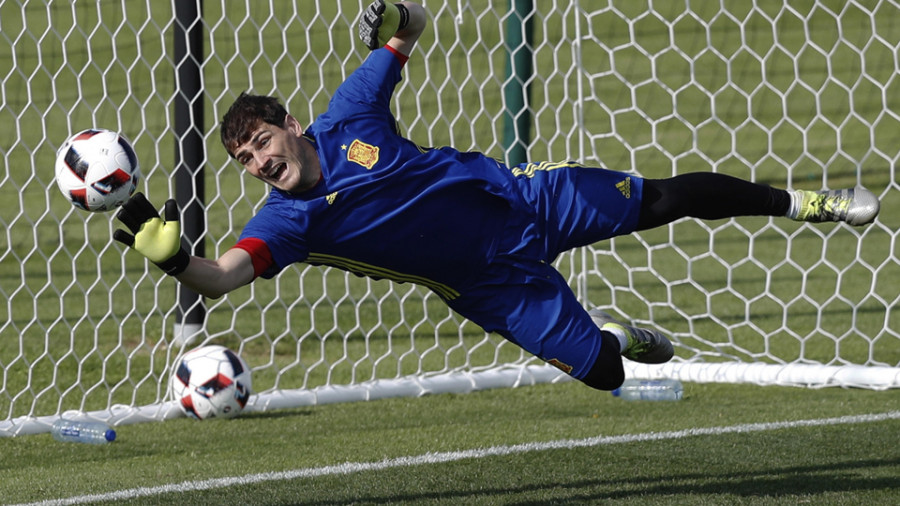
[239, 49, 520, 299]
[237, 47, 645, 379]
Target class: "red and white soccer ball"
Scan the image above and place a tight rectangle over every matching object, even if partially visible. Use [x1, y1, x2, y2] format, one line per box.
[171, 345, 253, 420]
[55, 128, 141, 212]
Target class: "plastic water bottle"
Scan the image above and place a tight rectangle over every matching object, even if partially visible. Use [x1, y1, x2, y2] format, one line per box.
[612, 379, 683, 401]
[51, 419, 116, 444]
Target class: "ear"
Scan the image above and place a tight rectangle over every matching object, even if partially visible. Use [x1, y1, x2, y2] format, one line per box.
[284, 114, 304, 137]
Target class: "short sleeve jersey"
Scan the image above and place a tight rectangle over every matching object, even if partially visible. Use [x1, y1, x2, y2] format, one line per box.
[237, 48, 521, 299]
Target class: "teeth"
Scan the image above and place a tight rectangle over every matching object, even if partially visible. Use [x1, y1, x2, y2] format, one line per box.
[265, 163, 283, 179]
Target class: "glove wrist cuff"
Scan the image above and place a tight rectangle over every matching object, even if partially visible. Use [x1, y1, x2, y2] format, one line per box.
[155, 248, 190, 276]
[396, 3, 409, 30]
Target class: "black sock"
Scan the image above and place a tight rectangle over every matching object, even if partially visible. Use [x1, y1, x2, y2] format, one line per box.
[637, 173, 791, 230]
[579, 331, 625, 391]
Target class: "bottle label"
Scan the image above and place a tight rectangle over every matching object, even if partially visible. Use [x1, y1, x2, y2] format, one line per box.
[60, 427, 81, 437]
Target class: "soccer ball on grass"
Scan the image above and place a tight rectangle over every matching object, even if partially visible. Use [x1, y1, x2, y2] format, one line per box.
[55, 128, 141, 212]
[170, 345, 253, 420]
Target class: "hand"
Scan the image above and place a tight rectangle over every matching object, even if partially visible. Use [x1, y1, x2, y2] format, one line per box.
[113, 192, 190, 276]
[359, 1, 409, 50]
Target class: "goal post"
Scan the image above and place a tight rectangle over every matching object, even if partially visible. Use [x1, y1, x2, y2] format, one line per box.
[1, 0, 898, 437]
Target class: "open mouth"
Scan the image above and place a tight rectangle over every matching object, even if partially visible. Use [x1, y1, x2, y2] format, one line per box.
[266, 162, 287, 181]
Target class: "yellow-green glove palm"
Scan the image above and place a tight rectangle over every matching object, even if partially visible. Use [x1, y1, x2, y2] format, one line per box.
[113, 192, 190, 276]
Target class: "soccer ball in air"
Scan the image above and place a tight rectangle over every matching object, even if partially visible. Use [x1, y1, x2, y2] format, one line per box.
[55, 128, 141, 212]
[170, 345, 253, 420]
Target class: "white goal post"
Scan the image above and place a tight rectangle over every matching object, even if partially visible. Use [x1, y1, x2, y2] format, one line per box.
[1, 0, 898, 436]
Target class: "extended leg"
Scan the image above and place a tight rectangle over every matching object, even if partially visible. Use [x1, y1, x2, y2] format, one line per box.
[636, 173, 791, 230]
[637, 173, 880, 230]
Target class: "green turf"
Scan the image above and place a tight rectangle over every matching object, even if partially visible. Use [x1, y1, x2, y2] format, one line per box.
[1, 381, 898, 504]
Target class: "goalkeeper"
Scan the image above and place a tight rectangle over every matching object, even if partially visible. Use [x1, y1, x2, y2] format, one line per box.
[114, 1, 880, 391]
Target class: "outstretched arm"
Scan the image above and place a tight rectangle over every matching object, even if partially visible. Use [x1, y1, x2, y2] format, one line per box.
[175, 248, 255, 299]
[359, 1, 428, 56]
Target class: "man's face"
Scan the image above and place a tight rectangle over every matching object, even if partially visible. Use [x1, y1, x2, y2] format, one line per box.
[231, 114, 320, 194]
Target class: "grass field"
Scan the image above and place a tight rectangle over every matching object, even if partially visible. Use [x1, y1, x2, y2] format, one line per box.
[1, 0, 899, 503]
[1, 381, 899, 505]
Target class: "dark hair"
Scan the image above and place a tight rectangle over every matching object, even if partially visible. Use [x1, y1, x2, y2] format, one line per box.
[220, 92, 289, 158]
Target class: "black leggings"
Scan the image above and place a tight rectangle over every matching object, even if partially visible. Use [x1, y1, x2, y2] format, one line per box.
[580, 172, 791, 390]
[636, 173, 791, 231]
[581, 331, 626, 391]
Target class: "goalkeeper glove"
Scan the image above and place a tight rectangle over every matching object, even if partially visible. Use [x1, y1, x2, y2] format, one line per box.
[358, 0, 410, 50]
[113, 192, 190, 276]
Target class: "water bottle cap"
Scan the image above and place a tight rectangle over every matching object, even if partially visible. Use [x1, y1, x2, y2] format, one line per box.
[105, 429, 117, 442]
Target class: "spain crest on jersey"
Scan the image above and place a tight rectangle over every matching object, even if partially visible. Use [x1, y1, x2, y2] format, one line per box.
[347, 139, 379, 169]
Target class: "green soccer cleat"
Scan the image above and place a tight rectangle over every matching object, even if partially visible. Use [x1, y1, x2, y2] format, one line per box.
[589, 309, 674, 364]
[790, 188, 880, 226]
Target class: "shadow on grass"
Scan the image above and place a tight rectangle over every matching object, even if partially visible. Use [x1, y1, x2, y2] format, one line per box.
[293, 457, 900, 505]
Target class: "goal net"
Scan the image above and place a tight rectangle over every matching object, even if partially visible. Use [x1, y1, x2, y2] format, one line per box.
[1, 0, 898, 436]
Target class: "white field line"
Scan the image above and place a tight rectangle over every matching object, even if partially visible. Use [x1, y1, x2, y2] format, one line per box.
[17, 410, 900, 506]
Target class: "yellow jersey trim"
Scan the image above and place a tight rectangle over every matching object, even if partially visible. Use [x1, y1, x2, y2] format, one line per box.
[511, 161, 582, 178]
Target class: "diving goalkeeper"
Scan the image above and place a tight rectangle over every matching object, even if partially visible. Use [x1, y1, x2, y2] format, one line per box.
[113, 1, 880, 391]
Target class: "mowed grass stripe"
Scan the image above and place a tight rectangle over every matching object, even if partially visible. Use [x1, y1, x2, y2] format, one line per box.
[19, 410, 900, 506]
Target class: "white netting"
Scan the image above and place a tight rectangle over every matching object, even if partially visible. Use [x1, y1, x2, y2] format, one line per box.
[1, 0, 898, 436]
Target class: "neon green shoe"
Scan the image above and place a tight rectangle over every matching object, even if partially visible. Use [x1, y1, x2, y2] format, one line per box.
[790, 188, 880, 226]
[589, 310, 674, 364]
